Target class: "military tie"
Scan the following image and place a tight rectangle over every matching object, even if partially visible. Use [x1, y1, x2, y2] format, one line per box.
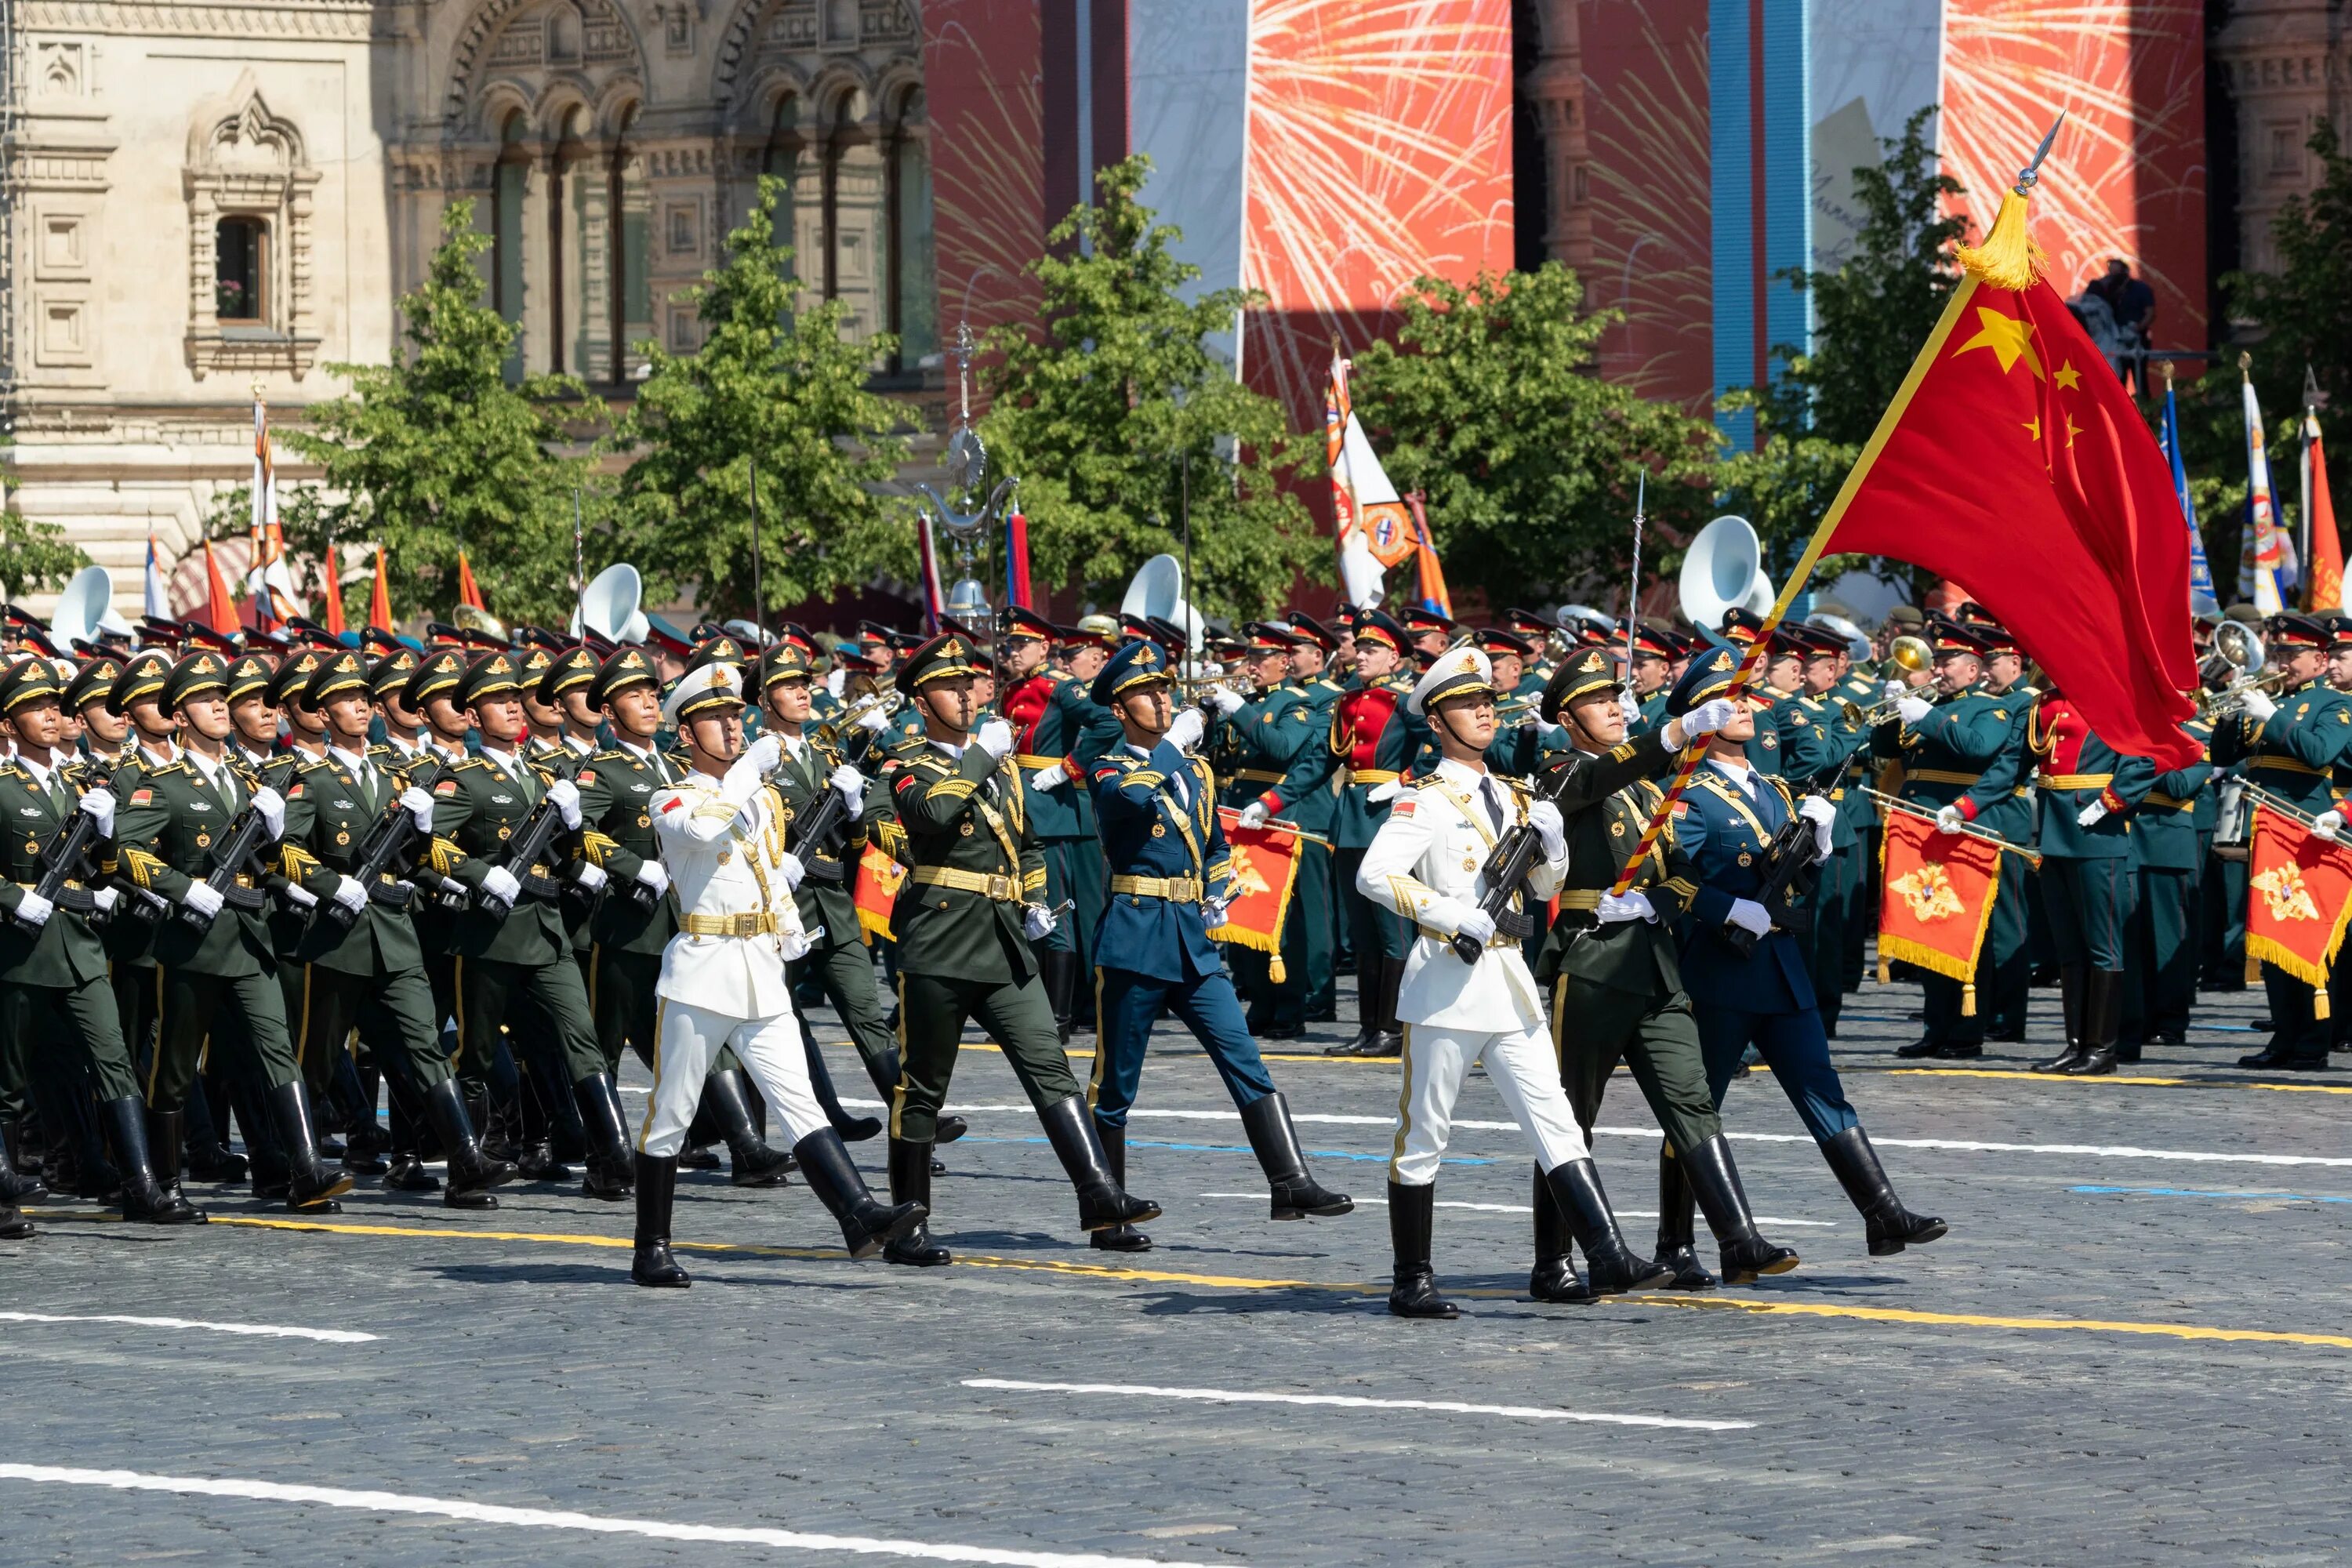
[1479, 775, 1505, 835]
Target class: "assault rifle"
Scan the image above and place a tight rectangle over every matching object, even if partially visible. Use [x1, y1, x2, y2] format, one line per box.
[477, 791, 567, 918]
[14, 775, 110, 935]
[177, 800, 275, 931]
[307, 801, 422, 936]
[783, 782, 853, 885]
[1718, 808, 1824, 958]
[1449, 755, 1585, 964]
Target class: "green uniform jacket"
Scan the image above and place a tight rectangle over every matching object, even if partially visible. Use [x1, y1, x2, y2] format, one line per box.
[1530, 728, 1704, 995]
[1218, 686, 1320, 811]
[1774, 692, 1867, 850]
[1260, 677, 1345, 833]
[1882, 685, 2011, 811]
[0, 758, 110, 987]
[764, 733, 878, 956]
[2211, 676, 2352, 814]
[280, 751, 426, 977]
[887, 742, 1045, 985]
[2133, 731, 2212, 872]
[426, 752, 577, 966]
[112, 755, 274, 977]
[575, 742, 684, 959]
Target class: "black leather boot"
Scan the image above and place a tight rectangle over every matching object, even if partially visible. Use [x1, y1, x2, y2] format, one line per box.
[1088, 1117, 1152, 1252]
[1363, 958, 1406, 1057]
[1237, 1091, 1352, 1219]
[2034, 964, 2088, 1073]
[331, 1054, 388, 1175]
[2064, 969, 2124, 1076]
[422, 1079, 517, 1208]
[792, 1129, 926, 1259]
[1650, 1145, 1715, 1290]
[1820, 1125, 1947, 1255]
[110, 1100, 200, 1225]
[1327, 955, 1385, 1056]
[701, 1069, 796, 1186]
[1546, 1158, 1675, 1295]
[1527, 1166, 1588, 1302]
[1679, 1134, 1798, 1284]
[630, 1152, 689, 1287]
[1385, 1180, 1457, 1318]
[0, 1198, 31, 1240]
[798, 1029, 880, 1142]
[882, 1137, 950, 1266]
[571, 1074, 636, 1201]
[0, 1115, 49, 1203]
[1036, 1094, 1160, 1232]
[266, 1082, 353, 1213]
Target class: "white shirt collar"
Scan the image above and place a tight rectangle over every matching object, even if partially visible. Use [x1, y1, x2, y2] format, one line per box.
[929, 739, 966, 760]
[330, 742, 372, 774]
[1707, 756, 1755, 793]
[1435, 756, 1490, 788]
[566, 733, 597, 756]
[18, 750, 53, 789]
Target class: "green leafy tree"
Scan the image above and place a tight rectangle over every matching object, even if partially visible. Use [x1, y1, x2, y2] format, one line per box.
[978, 154, 1318, 619]
[0, 514, 90, 603]
[1345, 263, 1719, 608]
[284, 202, 595, 626]
[616, 176, 911, 621]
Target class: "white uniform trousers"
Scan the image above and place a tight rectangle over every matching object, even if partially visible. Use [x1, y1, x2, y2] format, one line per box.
[636, 999, 826, 1159]
[1389, 1022, 1592, 1186]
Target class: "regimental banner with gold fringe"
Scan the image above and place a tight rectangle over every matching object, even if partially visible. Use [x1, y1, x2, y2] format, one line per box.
[1207, 807, 1305, 982]
[1877, 811, 2005, 1015]
[2245, 806, 2352, 1017]
[853, 843, 907, 944]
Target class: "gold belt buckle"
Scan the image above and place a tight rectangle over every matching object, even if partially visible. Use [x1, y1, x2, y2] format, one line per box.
[985, 873, 1013, 901]
[733, 912, 760, 938]
[1175, 877, 1199, 902]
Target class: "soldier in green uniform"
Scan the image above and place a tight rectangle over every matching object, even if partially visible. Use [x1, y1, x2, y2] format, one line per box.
[0, 658, 198, 1224]
[880, 631, 1157, 1265]
[1220, 623, 1322, 1038]
[111, 652, 351, 1212]
[1275, 611, 1349, 1023]
[1527, 645, 1796, 1295]
[278, 651, 517, 1205]
[2120, 713, 2213, 1059]
[426, 652, 636, 1197]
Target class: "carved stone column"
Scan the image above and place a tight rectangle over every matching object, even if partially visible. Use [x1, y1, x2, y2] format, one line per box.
[1519, 0, 1589, 270]
[2212, 0, 2351, 279]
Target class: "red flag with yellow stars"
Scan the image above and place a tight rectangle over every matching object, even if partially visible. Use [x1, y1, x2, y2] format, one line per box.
[1806, 188, 2200, 768]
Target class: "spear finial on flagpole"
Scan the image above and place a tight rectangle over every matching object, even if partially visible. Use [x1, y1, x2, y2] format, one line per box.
[1959, 114, 2064, 289]
[2016, 113, 2064, 193]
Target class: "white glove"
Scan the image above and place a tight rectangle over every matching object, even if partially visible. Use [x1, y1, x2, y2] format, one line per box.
[331, 876, 368, 914]
[1164, 708, 1207, 753]
[1453, 906, 1497, 945]
[975, 719, 1015, 760]
[1022, 902, 1057, 939]
[2314, 809, 2344, 844]
[1727, 898, 1773, 936]
[182, 880, 225, 921]
[1798, 793, 1838, 857]
[282, 884, 318, 909]
[745, 733, 785, 776]
[77, 788, 115, 836]
[251, 786, 286, 840]
[855, 706, 890, 733]
[14, 890, 51, 927]
[480, 866, 522, 906]
[1619, 693, 1642, 731]
[1238, 800, 1271, 831]
[634, 859, 670, 895]
[1029, 764, 1071, 793]
[2077, 800, 2109, 829]
[1595, 889, 1655, 924]
[573, 861, 608, 892]
[92, 887, 118, 916]
[2238, 687, 2278, 724]
[1935, 804, 1966, 835]
[1209, 687, 1245, 717]
[546, 777, 583, 829]
[1201, 897, 1230, 929]
[1678, 697, 1740, 741]
[1367, 779, 1401, 804]
[1527, 799, 1566, 860]
[829, 763, 866, 808]
[779, 920, 818, 962]
[775, 850, 806, 890]
[401, 786, 437, 832]
[1882, 680, 1907, 704]
[1896, 696, 1934, 725]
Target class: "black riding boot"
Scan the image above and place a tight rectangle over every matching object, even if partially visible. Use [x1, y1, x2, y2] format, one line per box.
[1036, 1094, 1160, 1233]
[792, 1129, 926, 1258]
[702, 1069, 797, 1185]
[1820, 1125, 1947, 1255]
[1365, 958, 1406, 1057]
[1088, 1116, 1152, 1252]
[266, 1081, 353, 1213]
[2034, 964, 2088, 1073]
[1328, 955, 1385, 1056]
[2064, 969, 2123, 1076]
[858, 1043, 960, 1144]
[331, 1053, 387, 1174]
[0, 1196, 30, 1240]
[1385, 1180, 1457, 1318]
[571, 1073, 636, 1200]
[0, 1115, 48, 1203]
[1679, 1134, 1799, 1284]
[109, 1099, 199, 1224]
[882, 1137, 950, 1266]
[1237, 1091, 1352, 1219]
[1546, 1158, 1675, 1296]
[421, 1079, 517, 1208]
[1527, 1166, 1587, 1302]
[630, 1152, 689, 1287]
[1651, 1145, 1715, 1290]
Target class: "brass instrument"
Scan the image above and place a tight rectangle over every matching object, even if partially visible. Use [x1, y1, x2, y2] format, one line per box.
[811, 690, 905, 751]
[2196, 620, 2288, 720]
[1839, 633, 1935, 724]
[452, 601, 510, 643]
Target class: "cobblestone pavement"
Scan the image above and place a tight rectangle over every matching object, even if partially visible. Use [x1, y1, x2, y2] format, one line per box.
[5, 961, 2350, 1566]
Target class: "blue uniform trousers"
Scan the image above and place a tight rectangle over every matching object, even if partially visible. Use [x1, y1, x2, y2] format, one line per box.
[1088, 965, 1276, 1126]
[1695, 1003, 1860, 1146]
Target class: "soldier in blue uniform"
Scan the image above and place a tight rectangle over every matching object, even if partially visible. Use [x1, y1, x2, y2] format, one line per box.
[1667, 648, 1947, 1258]
[1082, 641, 1351, 1252]
[1773, 624, 1870, 1036]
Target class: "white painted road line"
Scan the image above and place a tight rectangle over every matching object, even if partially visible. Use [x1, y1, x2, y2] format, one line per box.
[0, 1465, 1232, 1568]
[1192, 1193, 1836, 1227]
[0, 1312, 377, 1344]
[857, 1101, 2352, 1169]
[963, 1378, 1755, 1433]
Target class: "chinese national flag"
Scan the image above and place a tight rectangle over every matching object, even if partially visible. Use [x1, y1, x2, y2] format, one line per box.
[1209, 807, 1305, 982]
[853, 843, 907, 944]
[1809, 199, 2199, 768]
[1876, 811, 2005, 1014]
[2245, 806, 2352, 1013]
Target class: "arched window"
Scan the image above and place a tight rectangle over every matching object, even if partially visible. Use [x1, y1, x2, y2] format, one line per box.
[825, 89, 885, 344]
[214, 216, 268, 325]
[888, 87, 936, 368]
[764, 95, 808, 281]
[493, 112, 529, 383]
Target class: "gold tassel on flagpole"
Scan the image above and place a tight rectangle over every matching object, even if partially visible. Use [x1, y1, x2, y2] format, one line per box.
[1962, 982, 1976, 1018]
[1878, 955, 1892, 985]
[2317, 983, 2331, 1022]
[1269, 956, 1287, 984]
[1955, 115, 2062, 289]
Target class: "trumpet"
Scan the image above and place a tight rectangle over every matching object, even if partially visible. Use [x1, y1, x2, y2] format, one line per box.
[2198, 666, 2290, 720]
[1875, 633, 1933, 682]
[812, 690, 905, 755]
[1838, 695, 1905, 728]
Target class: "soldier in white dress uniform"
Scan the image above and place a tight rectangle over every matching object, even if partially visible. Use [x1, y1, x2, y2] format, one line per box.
[1356, 644, 1672, 1318]
[629, 661, 924, 1288]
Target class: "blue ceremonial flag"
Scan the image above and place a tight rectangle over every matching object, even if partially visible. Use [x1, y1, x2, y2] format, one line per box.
[2159, 383, 2221, 615]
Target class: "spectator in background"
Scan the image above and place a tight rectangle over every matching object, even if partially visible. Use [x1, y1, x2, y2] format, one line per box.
[2085, 260, 2157, 396]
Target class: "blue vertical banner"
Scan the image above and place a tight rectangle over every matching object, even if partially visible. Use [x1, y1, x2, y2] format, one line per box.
[2157, 383, 2220, 615]
[1710, 0, 1812, 452]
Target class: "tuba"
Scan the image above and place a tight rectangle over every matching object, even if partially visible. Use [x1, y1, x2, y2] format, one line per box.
[1676, 516, 1774, 633]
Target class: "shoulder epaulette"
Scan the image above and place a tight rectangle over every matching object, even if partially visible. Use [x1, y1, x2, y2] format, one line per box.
[448, 757, 492, 773]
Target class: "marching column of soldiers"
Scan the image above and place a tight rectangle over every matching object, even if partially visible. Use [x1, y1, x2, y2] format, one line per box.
[1, 582, 2336, 1316]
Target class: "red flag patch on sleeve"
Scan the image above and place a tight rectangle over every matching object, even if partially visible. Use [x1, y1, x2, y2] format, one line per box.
[434, 779, 459, 795]
[1391, 797, 1414, 818]
[659, 796, 681, 813]
[129, 789, 151, 805]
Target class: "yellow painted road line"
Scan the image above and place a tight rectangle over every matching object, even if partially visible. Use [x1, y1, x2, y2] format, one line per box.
[1888, 1067, 2352, 1096]
[41, 1212, 2346, 1353]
